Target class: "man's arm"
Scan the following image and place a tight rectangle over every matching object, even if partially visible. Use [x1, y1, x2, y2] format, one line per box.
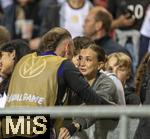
[62, 60, 113, 105]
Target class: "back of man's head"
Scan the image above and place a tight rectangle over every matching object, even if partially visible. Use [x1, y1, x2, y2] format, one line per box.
[0, 26, 11, 45]
[40, 27, 72, 52]
[91, 6, 112, 33]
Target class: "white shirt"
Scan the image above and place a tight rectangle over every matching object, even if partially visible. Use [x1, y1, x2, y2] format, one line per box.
[0, 92, 7, 108]
[60, 0, 92, 38]
[141, 5, 150, 37]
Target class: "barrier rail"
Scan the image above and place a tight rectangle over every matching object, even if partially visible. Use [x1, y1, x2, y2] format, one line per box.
[0, 105, 148, 139]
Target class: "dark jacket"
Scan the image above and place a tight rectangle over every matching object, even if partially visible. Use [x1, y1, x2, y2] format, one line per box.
[72, 72, 117, 129]
[2, 1, 41, 39]
[95, 35, 130, 56]
[134, 73, 150, 139]
[40, 3, 60, 36]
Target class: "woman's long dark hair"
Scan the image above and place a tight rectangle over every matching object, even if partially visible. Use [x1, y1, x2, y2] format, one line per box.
[135, 52, 150, 102]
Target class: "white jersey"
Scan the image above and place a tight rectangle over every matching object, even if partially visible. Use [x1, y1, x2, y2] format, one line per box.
[60, 0, 92, 38]
[141, 5, 150, 38]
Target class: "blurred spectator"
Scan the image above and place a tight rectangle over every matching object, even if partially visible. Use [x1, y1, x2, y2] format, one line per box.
[57, 0, 65, 5]
[107, 0, 150, 73]
[135, 52, 150, 104]
[92, 0, 108, 8]
[0, 25, 11, 108]
[134, 52, 150, 139]
[0, 0, 13, 24]
[105, 52, 140, 139]
[31, 0, 59, 50]
[139, 5, 150, 64]
[0, 25, 11, 45]
[60, 0, 93, 38]
[83, 6, 129, 56]
[2, 0, 41, 40]
[40, 1, 60, 36]
[0, 0, 13, 9]
[40, 0, 93, 46]
[0, 39, 31, 108]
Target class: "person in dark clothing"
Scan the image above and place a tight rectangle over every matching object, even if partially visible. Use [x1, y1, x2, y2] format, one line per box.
[2, 0, 41, 39]
[39, 1, 60, 36]
[107, 0, 149, 31]
[0, 39, 31, 108]
[1, 27, 114, 139]
[94, 36, 128, 55]
[134, 52, 150, 139]
[107, 0, 150, 71]
[83, 6, 129, 56]
[135, 52, 150, 104]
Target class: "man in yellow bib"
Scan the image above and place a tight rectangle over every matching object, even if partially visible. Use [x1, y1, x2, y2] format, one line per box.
[2, 27, 114, 139]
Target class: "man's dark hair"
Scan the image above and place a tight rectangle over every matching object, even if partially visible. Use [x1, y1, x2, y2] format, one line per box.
[0, 39, 31, 63]
[82, 43, 106, 62]
[73, 36, 95, 56]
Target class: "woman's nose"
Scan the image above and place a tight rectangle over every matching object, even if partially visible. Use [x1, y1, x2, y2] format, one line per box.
[79, 59, 86, 66]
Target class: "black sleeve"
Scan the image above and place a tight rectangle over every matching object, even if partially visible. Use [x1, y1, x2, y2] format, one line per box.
[107, 0, 117, 18]
[62, 60, 113, 105]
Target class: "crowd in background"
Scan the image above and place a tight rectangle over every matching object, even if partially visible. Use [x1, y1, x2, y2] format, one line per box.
[0, 0, 150, 139]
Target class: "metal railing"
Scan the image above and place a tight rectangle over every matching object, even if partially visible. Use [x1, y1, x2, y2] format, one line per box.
[0, 105, 149, 139]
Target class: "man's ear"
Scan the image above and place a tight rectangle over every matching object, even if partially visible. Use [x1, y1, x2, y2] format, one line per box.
[95, 21, 103, 31]
[64, 43, 69, 54]
[10, 50, 16, 60]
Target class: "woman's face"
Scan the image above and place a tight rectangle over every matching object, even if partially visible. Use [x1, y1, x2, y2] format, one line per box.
[0, 51, 15, 77]
[17, 0, 30, 6]
[78, 48, 101, 78]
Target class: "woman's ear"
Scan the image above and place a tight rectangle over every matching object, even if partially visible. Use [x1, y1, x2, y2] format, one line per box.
[98, 61, 105, 70]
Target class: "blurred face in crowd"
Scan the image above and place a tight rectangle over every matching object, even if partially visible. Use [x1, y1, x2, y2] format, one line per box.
[68, 0, 85, 8]
[106, 57, 130, 85]
[83, 11, 97, 38]
[17, 0, 30, 6]
[0, 51, 15, 77]
[93, 0, 107, 8]
[79, 48, 101, 79]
